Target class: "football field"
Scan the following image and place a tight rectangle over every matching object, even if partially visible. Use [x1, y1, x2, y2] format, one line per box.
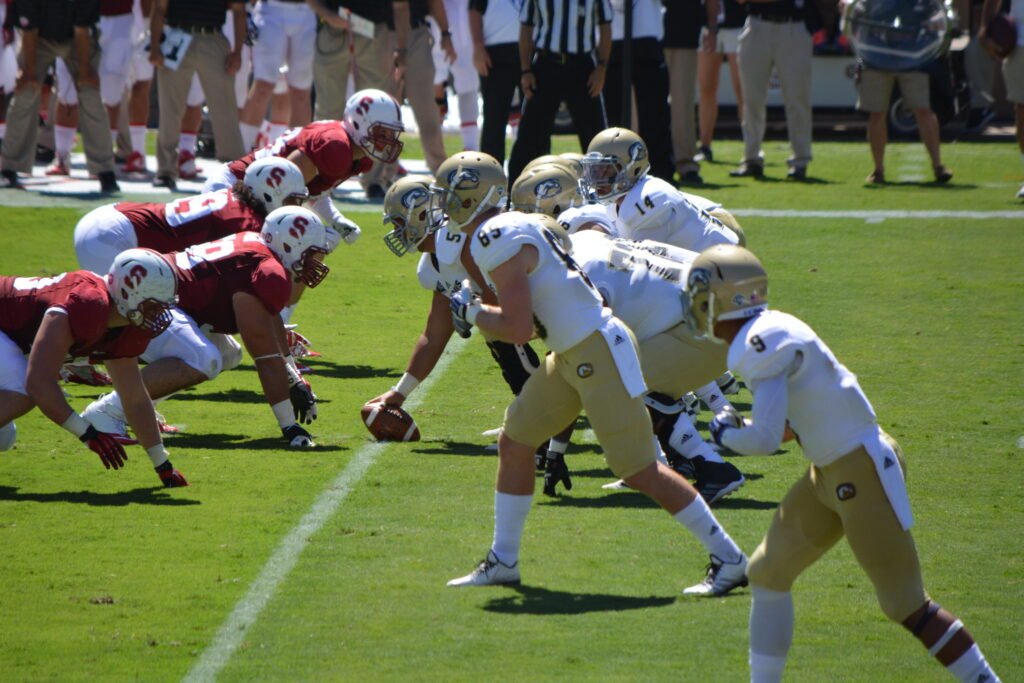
[0, 138, 1021, 682]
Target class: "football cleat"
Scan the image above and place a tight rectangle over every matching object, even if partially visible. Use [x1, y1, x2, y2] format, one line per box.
[666, 453, 697, 479]
[446, 550, 521, 587]
[283, 423, 315, 448]
[683, 552, 748, 597]
[122, 151, 146, 173]
[1017, 184, 1023, 200]
[284, 326, 322, 360]
[155, 411, 181, 435]
[155, 461, 189, 487]
[82, 397, 129, 438]
[45, 155, 71, 176]
[694, 458, 745, 504]
[601, 479, 631, 490]
[178, 150, 198, 179]
[60, 362, 112, 386]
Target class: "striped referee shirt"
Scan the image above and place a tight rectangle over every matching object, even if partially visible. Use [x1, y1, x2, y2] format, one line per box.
[519, 0, 613, 54]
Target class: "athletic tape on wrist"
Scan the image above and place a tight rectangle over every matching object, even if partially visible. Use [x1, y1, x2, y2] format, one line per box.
[393, 372, 419, 398]
[61, 413, 91, 438]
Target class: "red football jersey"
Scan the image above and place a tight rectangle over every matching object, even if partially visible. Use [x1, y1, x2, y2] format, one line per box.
[169, 232, 292, 334]
[228, 121, 374, 197]
[0, 271, 151, 360]
[115, 189, 264, 254]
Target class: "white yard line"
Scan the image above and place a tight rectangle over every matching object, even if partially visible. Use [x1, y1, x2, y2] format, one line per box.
[730, 209, 1024, 220]
[182, 336, 470, 683]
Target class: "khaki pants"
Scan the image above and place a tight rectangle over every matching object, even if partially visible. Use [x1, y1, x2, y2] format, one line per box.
[504, 329, 656, 480]
[638, 324, 728, 398]
[664, 47, 699, 175]
[737, 17, 813, 169]
[395, 26, 447, 173]
[155, 33, 244, 178]
[747, 438, 928, 623]
[2, 38, 113, 175]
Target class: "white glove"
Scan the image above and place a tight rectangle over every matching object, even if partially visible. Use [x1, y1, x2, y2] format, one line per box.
[450, 281, 482, 339]
[333, 217, 361, 246]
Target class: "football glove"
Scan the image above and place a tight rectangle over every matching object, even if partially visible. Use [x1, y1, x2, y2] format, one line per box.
[81, 425, 128, 470]
[542, 452, 572, 496]
[155, 460, 189, 488]
[450, 285, 482, 339]
[709, 406, 744, 447]
[283, 424, 315, 448]
[334, 217, 362, 246]
[289, 379, 319, 424]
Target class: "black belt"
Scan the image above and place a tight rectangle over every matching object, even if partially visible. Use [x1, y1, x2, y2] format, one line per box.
[536, 49, 590, 65]
[749, 13, 802, 23]
[167, 24, 221, 34]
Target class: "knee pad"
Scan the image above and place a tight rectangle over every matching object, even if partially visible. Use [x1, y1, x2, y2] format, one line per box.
[0, 422, 16, 451]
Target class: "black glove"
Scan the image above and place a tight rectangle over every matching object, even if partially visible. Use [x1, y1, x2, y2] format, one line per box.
[289, 379, 318, 424]
[543, 452, 572, 496]
[283, 424, 315, 448]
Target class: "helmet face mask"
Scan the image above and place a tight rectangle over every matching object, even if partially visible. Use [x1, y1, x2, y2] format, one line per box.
[343, 89, 405, 164]
[685, 245, 768, 343]
[430, 153, 507, 228]
[382, 178, 446, 256]
[261, 206, 331, 288]
[582, 128, 650, 204]
[106, 248, 178, 337]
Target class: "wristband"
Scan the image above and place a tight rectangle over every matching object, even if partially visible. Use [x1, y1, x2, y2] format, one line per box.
[145, 443, 169, 467]
[283, 355, 302, 386]
[272, 399, 295, 429]
[393, 372, 420, 398]
[61, 413, 91, 438]
[465, 300, 483, 325]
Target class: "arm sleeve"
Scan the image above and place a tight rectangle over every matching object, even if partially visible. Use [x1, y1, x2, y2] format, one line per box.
[720, 373, 789, 456]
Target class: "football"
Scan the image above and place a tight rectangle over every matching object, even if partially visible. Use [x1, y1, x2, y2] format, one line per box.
[986, 14, 1018, 59]
[360, 400, 421, 442]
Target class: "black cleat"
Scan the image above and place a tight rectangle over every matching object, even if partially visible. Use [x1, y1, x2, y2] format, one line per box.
[694, 457, 745, 504]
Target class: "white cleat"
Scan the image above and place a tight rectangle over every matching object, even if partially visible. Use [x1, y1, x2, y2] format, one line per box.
[82, 397, 128, 437]
[447, 550, 521, 587]
[683, 552, 749, 597]
[601, 479, 631, 490]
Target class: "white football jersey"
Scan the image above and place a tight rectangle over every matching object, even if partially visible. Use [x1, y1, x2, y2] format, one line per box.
[570, 231, 697, 341]
[727, 310, 877, 467]
[557, 204, 617, 236]
[415, 225, 474, 298]
[470, 212, 608, 353]
[614, 176, 739, 252]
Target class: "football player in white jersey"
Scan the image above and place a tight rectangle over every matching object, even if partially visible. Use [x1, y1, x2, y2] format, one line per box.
[582, 127, 745, 250]
[569, 230, 745, 502]
[437, 152, 748, 595]
[685, 245, 1001, 683]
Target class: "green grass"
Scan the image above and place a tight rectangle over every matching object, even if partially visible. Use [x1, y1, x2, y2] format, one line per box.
[0, 140, 1022, 682]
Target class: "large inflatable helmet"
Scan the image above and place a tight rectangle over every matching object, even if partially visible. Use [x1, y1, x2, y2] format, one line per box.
[843, 0, 955, 71]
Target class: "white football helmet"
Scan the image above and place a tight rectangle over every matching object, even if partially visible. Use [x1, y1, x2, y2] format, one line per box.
[342, 89, 405, 163]
[582, 127, 651, 204]
[261, 206, 331, 288]
[243, 157, 309, 213]
[106, 248, 178, 336]
[382, 176, 446, 257]
[685, 245, 768, 342]
[430, 152, 507, 228]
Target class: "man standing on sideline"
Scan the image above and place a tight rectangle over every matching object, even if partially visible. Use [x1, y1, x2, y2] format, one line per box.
[979, 0, 1024, 199]
[603, 0, 674, 183]
[506, 0, 613, 185]
[469, 0, 521, 164]
[149, 0, 246, 190]
[1, 0, 119, 192]
[730, 0, 813, 180]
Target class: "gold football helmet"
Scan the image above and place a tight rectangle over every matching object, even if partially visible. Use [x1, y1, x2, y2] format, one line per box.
[382, 176, 445, 256]
[686, 245, 768, 342]
[521, 154, 562, 176]
[582, 127, 651, 203]
[431, 152, 508, 228]
[510, 163, 586, 217]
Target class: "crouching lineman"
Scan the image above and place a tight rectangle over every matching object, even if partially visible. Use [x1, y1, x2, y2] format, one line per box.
[437, 152, 748, 595]
[685, 245, 1001, 682]
[82, 207, 329, 449]
[0, 250, 187, 487]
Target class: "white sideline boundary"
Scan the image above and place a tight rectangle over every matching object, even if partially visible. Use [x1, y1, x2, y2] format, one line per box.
[730, 209, 1024, 220]
[182, 335, 471, 683]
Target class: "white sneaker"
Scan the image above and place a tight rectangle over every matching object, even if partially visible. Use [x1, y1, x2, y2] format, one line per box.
[447, 550, 521, 587]
[82, 397, 128, 437]
[683, 552, 748, 597]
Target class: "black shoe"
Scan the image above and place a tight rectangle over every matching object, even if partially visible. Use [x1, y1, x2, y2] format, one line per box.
[787, 166, 807, 181]
[678, 169, 703, 186]
[1, 169, 21, 188]
[365, 183, 386, 200]
[694, 458, 745, 504]
[697, 145, 713, 163]
[35, 145, 55, 164]
[153, 175, 178, 191]
[963, 107, 995, 134]
[729, 161, 763, 178]
[98, 171, 120, 194]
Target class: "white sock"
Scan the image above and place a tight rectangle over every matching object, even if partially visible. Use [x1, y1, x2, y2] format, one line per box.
[54, 125, 75, 158]
[947, 644, 1000, 683]
[457, 91, 479, 150]
[673, 496, 741, 561]
[669, 413, 722, 463]
[239, 122, 260, 151]
[750, 586, 794, 667]
[267, 121, 288, 144]
[696, 380, 732, 414]
[130, 125, 146, 156]
[179, 132, 198, 155]
[546, 437, 569, 456]
[491, 491, 532, 565]
[750, 652, 788, 683]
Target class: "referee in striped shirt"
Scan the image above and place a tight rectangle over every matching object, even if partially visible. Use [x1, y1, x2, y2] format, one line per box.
[507, 0, 613, 184]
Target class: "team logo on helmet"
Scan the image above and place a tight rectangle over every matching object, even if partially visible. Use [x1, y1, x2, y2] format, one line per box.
[688, 268, 711, 293]
[535, 178, 562, 199]
[448, 166, 480, 190]
[629, 142, 647, 163]
[401, 187, 430, 210]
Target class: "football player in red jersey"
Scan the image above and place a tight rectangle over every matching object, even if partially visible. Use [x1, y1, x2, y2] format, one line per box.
[204, 89, 405, 250]
[0, 249, 188, 487]
[82, 207, 329, 449]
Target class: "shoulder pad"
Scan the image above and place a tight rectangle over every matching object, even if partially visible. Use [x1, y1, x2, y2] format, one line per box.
[470, 214, 543, 275]
[728, 311, 812, 381]
[416, 252, 444, 293]
[433, 226, 465, 265]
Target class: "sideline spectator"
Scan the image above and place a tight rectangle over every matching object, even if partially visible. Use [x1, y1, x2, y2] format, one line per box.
[697, 0, 745, 162]
[430, 0, 480, 151]
[979, 0, 1023, 198]
[469, 0, 521, 164]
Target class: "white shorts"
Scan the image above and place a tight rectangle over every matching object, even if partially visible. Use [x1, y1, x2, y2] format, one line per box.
[131, 5, 155, 83]
[0, 45, 15, 93]
[251, 0, 316, 89]
[0, 330, 28, 395]
[428, 15, 479, 93]
[715, 27, 742, 55]
[55, 59, 78, 106]
[202, 163, 238, 193]
[99, 13, 136, 105]
[141, 309, 226, 379]
[74, 204, 139, 275]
